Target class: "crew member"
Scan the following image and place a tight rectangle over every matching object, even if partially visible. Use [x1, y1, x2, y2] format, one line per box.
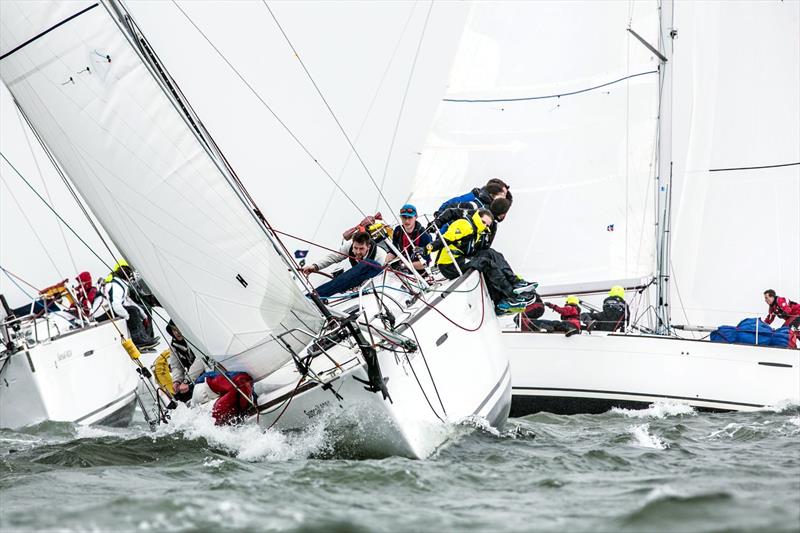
[764, 289, 800, 329]
[429, 209, 536, 314]
[431, 197, 511, 249]
[583, 285, 629, 332]
[167, 320, 207, 403]
[516, 293, 547, 331]
[301, 231, 387, 298]
[105, 263, 159, 349]
[385, 204, 432, 274]
[540, 296, 582, 337]
[196, 370, 255, 425]
[436, 178, 509, 215]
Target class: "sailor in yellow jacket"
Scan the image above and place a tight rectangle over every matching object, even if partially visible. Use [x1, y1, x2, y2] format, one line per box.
[429, 209, 536, 314]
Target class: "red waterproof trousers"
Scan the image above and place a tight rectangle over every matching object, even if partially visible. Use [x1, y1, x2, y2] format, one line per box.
[206, 373, 254, 426]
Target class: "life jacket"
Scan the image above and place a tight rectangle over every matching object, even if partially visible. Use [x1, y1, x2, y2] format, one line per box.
[170, 338, 195, 372]
[347, 241, 378, 268]
[436, 212, 488, 266]
[399, 225, 424, 251]
[437, 188, 483, 214]
[771, 296, 800, 319]
[105, 277, 130, 305]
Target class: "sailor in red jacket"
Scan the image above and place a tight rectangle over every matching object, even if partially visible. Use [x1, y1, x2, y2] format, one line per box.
[763, 289, 800, 329]
[539, 295, 582, 337]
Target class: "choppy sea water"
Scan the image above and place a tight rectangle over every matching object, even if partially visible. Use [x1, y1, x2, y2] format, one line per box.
[1, 402, 798, 533]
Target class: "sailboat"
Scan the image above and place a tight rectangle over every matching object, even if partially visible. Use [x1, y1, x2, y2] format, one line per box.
[0, 84, 145, 429]
[0, 0, 510, 458]
[411, 0, 799, 414]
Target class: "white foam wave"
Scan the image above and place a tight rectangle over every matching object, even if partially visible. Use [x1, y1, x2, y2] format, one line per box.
[612, 401, 695, 419]
[643, 485, 682, 504]
[759, 400, 800, 413]
[707, 422, 744, 440]
[202, 457, 225, 468]
[156, 403, 330, 462]
[74, 425, 120, 439]
[627, 423, 669, 449]
[458, 414, 500, 436]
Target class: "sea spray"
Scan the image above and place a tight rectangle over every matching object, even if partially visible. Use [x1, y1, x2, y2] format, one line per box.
[627, 423, 669, 450]
[611, 401, 696, 419]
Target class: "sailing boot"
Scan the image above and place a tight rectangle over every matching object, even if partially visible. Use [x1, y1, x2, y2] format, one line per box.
[496, 296, 529, 315]
[512, 278, 539, 295]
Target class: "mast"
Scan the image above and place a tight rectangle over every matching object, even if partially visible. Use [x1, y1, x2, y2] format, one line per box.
[654, 0, 675, 335]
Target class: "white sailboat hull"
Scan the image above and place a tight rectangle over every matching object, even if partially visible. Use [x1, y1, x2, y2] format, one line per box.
[505, 331, 800, 415]
[0, 320, 140, 429]
[240, 272, 511, 459]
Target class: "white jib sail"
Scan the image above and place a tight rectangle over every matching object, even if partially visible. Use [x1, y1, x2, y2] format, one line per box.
[0, 1, 324, 380]
[410, 1, 661, 289]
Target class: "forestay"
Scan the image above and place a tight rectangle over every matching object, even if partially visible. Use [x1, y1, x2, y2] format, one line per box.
[669, 0, 800, 327]
[410, 1, 660, 289]
[0, 1, 323, 380]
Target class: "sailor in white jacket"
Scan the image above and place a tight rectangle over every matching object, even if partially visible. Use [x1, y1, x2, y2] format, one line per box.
[104, 265, 158, 348]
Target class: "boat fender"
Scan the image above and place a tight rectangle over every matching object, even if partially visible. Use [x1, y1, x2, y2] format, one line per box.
[122, 337, 152, 378]
[122, 338, 140, 360]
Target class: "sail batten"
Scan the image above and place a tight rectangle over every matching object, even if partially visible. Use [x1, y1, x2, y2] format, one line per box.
[0, 0, 323, 380]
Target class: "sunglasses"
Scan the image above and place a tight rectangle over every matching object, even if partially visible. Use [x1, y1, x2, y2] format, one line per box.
[400, 209, 416, 215]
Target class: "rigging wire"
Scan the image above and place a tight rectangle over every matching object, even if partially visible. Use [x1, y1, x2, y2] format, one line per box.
[169, 0, 366, 218]
[405, 322, 447, 417]
[0, 172, 63, 277]
[13, 106, 79, 277]
[260, 0, 412, 228]
[0, 267, 35, 299]
[669, 259, 691, 327]
[1, 152, 116, 273]
[442, 70, 658, 103]
[0, 265, 40, 293]
[311, 1, 420, 240]
[374, 0, 434, 212]
[16, 103, 122, 271]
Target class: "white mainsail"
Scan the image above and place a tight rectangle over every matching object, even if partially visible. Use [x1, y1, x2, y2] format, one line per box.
[669, 0, 800, 327]
[123, 1, 470, 249]
[0, 1, 323, 380]
[409, 1, 661, 289]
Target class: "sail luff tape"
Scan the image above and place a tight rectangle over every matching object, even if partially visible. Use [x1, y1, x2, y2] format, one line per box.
[122, 338, 141, 360]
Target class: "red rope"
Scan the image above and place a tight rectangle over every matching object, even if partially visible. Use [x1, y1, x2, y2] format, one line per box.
[0, 267, 42, 292]
[271, 227, 487, 332]
[266, 376, 304, 430]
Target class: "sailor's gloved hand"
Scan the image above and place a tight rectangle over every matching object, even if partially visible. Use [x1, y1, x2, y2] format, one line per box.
[412, 247, 425, 259]
[301, 264, 319, 275]
[545, 302, 555, 309]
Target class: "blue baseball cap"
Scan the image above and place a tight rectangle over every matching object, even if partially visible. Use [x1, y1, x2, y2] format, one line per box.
[399, 204, 417, 217]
